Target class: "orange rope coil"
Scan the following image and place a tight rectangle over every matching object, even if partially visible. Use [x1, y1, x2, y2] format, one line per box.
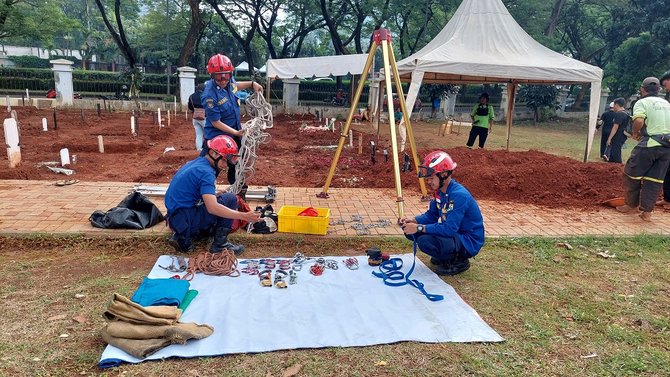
[183, 250, 240, 281]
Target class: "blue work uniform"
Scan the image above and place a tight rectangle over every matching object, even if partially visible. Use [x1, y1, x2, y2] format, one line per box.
[408, 179, 485, 260]
[201, 78, 242, 140]
[200, 78, 243, 184]
[165, 157, 238, 239]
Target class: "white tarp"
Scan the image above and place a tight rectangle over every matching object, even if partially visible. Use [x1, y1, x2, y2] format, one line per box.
[266, 54, 368, 79]
[99, 254, 503, 367]
[394, 0, 603, 160]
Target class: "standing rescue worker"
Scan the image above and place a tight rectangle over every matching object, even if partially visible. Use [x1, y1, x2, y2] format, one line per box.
[656, 70, 670, 208]
[616, 77, 670, 222]
[201, 54, 263, 184]
[467, 93, 494, 149]
[400, 151, 485, 275]
[165, 135, 260, 254]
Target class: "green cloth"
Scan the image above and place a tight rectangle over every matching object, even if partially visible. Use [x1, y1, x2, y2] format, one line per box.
[179, 289, 199, 312]
[632, 96, 670, 147]
[471, 104, 494, 129]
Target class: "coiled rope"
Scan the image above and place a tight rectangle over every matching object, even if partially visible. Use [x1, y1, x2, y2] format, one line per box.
[229, 92, 274, 195]
[182, 250, 240, 281]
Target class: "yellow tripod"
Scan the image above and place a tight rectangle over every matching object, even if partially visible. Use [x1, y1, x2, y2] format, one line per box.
[316, 29, 427, 220]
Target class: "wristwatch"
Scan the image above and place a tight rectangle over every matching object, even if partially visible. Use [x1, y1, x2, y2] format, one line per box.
[417, 225, 424, 233]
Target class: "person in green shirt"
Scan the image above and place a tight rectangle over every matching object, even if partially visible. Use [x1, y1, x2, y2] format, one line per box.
[467, 93, 494, 149]
[616, 77, 670, 222]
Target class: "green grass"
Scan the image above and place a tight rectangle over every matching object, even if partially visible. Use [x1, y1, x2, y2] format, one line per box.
[370, 116, 631, 163]
[0, 235, 668, 376]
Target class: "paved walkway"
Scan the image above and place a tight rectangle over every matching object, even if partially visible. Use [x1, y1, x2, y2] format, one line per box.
[0, 180, 668, 238]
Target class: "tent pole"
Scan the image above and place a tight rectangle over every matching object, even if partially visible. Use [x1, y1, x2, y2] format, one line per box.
[265, 78, 271, 102]
[317, 41, 379, 198]
[387, 45, 428, 197]
[505, 83, 517, 151]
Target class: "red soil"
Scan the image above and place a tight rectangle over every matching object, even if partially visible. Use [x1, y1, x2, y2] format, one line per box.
[0, 108, 623, 208]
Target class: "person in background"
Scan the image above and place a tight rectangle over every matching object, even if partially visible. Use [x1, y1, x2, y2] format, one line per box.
[165, 135, 260, 254]
[467, 93, 494, 149]
[616, 77, 670, 222]
[604, 98, 629, 163]
[431, 96, 441, 119]
[598, 102, 616, 160]
[201, 54, 264, 184]
[400, 151, 485, 275]
[188, 83, 206, 151]
[656, 70, 670, 208]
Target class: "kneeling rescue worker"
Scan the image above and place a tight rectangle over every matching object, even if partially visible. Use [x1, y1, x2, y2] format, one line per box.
[165, 135, 260, 254]
[400, 151, 485, 275]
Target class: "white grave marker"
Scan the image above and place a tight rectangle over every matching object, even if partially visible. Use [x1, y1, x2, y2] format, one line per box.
[98, 135, 105, 153]
[158, 108, 162, 128]
[59, 148, 71, 166]
[131, 116, 136, 135]
[42, 118, 48, 131]
[3, 118, 21, 167]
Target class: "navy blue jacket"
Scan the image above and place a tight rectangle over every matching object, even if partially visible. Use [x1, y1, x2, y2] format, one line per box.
[415, 179, 485, 256]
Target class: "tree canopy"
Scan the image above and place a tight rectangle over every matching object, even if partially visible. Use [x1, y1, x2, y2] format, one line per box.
[0, 0, 667, 99]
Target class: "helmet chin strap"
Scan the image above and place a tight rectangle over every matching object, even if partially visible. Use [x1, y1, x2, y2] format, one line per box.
[438, 171, 453, 191]
[208, 150, 225, 177]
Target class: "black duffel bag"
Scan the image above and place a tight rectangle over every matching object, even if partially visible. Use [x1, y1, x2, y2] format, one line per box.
[89, 191, 165, 229]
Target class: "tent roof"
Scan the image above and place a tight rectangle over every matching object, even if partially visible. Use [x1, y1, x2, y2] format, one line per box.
[235, 61, 250, 71]
[266, 54, 368, 79]
[395, 0, 602, 84]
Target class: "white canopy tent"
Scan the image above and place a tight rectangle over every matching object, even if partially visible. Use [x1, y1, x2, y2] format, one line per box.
[394, 0, 603, 162]
[235, 61, 252, 72]
[265, 54, 369, 104]
[266, 54, 368, 79]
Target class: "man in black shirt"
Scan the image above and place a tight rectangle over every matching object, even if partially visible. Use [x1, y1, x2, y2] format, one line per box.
[598, 102, 616, 159]
[605, 98, 630, 163]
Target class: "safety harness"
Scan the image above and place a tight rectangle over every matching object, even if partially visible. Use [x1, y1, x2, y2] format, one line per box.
[372, 237, 444, 302]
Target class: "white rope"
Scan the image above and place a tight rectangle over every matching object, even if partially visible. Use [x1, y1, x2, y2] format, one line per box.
[228, 92, 273, 195]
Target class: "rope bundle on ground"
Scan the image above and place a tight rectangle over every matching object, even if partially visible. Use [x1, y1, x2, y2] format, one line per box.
[182, 250, 240, 281]
[229, 92, 274, 195]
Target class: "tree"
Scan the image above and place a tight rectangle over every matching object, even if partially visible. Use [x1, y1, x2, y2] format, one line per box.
[204, 0, 261, 75]
[257, 0, 325, 59]
[517, 85, 559, 122]
[94, 0, 142, 98]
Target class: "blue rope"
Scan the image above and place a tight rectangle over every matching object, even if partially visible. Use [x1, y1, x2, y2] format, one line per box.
[371, 236, 444, 302]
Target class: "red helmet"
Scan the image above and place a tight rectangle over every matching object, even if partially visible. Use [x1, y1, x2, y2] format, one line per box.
[418, 151, 457, 178]
[207, 135, 238, 156]
[207, 54, 234, 74]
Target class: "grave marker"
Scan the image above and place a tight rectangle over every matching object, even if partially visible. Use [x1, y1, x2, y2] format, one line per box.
[59, 148, 70, 166]
[3, 118, 21, 168]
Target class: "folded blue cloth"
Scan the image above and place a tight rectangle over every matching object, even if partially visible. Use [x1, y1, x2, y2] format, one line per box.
[131, 277, 190, 307]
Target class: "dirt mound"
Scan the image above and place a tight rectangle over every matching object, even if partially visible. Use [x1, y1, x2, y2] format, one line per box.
[0, 108, 623, 208]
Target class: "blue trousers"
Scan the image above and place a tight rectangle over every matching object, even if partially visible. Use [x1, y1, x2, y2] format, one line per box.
[167, 192, 237, 239]
[405, 233, 468, 262]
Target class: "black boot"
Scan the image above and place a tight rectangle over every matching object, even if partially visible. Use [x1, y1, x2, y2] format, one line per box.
[168, 233, 194, 253]
[430, 257, 448, 266]
[434, 255, 470, 276]
[210, 227, 245, 255]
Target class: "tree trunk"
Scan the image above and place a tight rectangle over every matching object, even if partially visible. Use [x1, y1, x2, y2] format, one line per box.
[545, 0, 568, 37]
[178, 0, 205, 67]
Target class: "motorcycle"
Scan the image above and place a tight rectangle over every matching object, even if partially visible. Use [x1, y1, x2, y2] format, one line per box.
[46, 88, 82, 99]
